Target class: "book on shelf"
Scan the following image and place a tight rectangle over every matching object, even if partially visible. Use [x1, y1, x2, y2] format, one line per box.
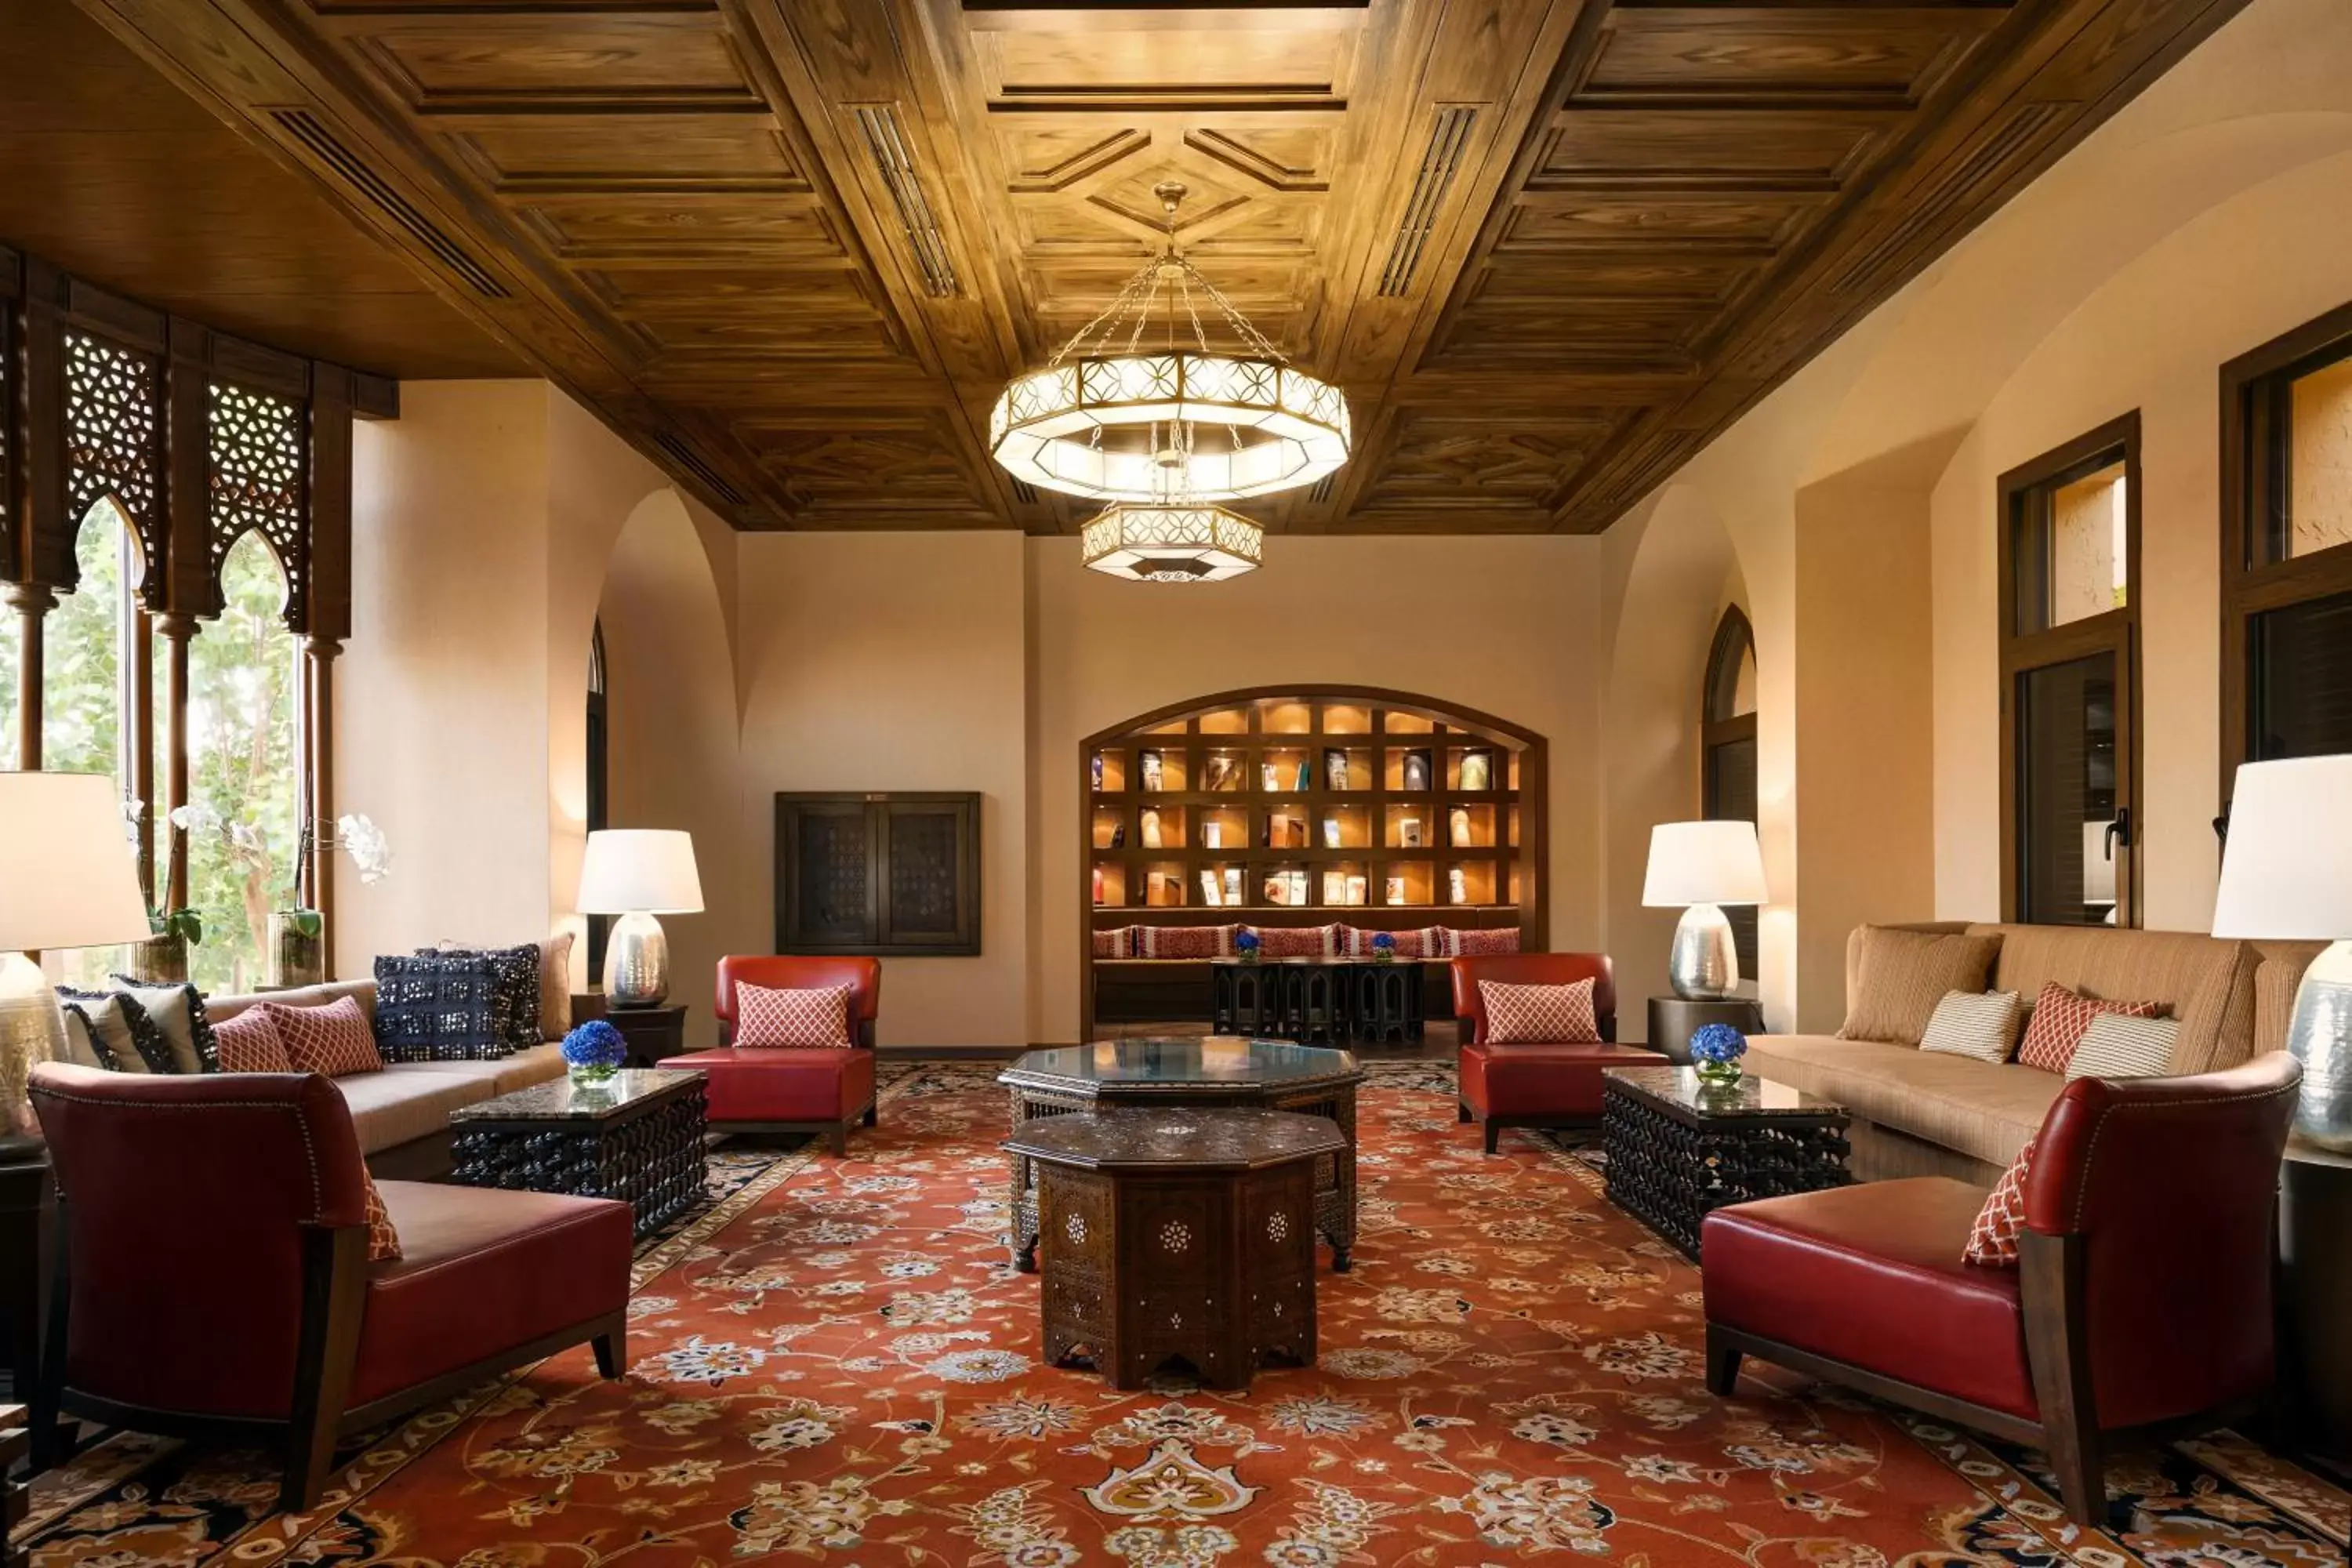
[1324, 748, 1348, 791]
[1225, 867, 1243, 905]
[1203, 754, 1235, 792]
[1461, 749, 1493, 790]
[1198, 869, 1221, 907]
[1139, 750, 1164, 791]
[1403, 750, 1432, 792]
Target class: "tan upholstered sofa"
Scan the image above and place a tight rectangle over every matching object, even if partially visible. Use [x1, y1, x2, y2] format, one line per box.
[1745, 923, 2321, 1185]
[208, 980, 567, 1178]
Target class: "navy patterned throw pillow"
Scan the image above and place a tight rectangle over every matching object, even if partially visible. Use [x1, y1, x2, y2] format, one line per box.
[423, 943, 541, 1054]
[372, 954, 508, 1062]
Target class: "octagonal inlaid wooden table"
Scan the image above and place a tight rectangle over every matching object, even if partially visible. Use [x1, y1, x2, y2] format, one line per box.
[1000, 1036, 1363, 1272]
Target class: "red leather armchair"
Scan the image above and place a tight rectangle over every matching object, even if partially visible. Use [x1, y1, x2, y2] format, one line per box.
[1701, 1052, 2302, 1525]
[27, 1063, 631, 1511]
[664, 956, 881, 1155]
[1452, 953, 1668, 1152]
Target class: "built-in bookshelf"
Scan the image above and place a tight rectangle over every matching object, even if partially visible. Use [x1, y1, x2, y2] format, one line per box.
[1083, 687, 1544, 937]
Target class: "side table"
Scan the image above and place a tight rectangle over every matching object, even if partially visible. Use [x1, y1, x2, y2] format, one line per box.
[2280, 1138, 2352, 1475]
[1646, 996, 1766, 1065]
[450, 1069, 709, 1240]
[1004, 1108, 1341, 1391]
[575, 995, 689, 1067]
[0, 1142, 49, 1403]
[1602, 1065, 1851, 1258]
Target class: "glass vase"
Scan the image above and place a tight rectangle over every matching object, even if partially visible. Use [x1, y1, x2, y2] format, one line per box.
[269, 912, 325, 990]
[1694, 1056, 1744, 1088]
[568, 1062, 621, 1090]
[121, 934, 189, 986]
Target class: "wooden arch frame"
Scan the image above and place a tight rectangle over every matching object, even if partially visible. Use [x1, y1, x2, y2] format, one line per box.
[1078, 684, 1548, 1039]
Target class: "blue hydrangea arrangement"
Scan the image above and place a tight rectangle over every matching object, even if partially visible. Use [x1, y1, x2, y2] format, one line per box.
[562, 1018, 628, 1085]
[1234, 929, 1261, 962]
[1370, 931, 1397, 963]
[1690, 1022, 1748, 1086]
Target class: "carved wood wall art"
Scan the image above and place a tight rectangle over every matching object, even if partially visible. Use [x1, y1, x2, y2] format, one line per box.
[774, 791, 982, 956]
[64, 0, 2249, 535]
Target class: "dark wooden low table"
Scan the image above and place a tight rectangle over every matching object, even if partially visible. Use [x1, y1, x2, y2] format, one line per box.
[1002, 1037, 1363, 1272]
[450, 1069, 709, 1241]
[1006, 1108, 1341, 1391]
[1210, 959, 1424, 1046]
[1645, 996, 1766, 1066]
[1601, 1066, 1852, 1259]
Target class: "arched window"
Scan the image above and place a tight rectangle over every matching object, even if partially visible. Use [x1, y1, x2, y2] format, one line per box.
[45, 499, 153, 985]
[182, 532, 301, 993]
[586, 619, 611, 977]
[1702, 607, 1759, 976]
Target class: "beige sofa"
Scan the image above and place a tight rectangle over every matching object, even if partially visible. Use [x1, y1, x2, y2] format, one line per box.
[209, 979, 567, 1178]
[1745, 923, 2321, 1185]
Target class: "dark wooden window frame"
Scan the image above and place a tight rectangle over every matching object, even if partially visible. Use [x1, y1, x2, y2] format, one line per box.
[1997, 411, 2143, 927]
[2, 243, 394, 951]
[774, 791, 982, 956]
[2219, 299, 2352, 813]
[1700, 607, 1759, 974]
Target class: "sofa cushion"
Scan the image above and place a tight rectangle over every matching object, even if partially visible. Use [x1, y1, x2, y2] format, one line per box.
[738, 982, 853, 1048]
[354, 1181, 630, 1406]
[1479, 978, 1599, 1044]
[1250, 924, 1339, 959]
[1702, 1178, 2034, 1421]
[667, 1047, 874, 1123]
[1838, 927, 2002, 1047]
[333, 1067, 500, 1156]
[1969, 924, 2255, 1076]
[2015, 982, 2165, 1073]
[2063, 1012, 2180, 1082]
[1962, 1138, 2034, 1267]
[1918, 990, 2022, 1064]
[106, 979, 221, 1073]
[1458, 1040, 1666, 1119]
[397, 1043, 567, 1096]
[1740, 1034, 2063, 1170]
[1138, 924, 1236, 960]
[207, 979, 376, 1025]
[214, 1009, 294, 1073]
[1454, 927, 1522, 956]
[373, 953, 507, 1062]
[262, 997, 384, 1078]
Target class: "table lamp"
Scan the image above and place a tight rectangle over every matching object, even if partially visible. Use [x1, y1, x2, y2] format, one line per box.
[2212, 755, 2352, 1149]
[0, 773, 158, 1132]
[1643, 820, 1767, 1000]
[576, 829, 703, 1008]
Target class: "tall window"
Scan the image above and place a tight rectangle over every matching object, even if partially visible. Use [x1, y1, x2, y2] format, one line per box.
[45, 501, 149, 985]
[1700, 607, 1759, 975]
[1999, 414, 2140, 927]
[586, 621, 611, 978]
[2222, 302, 2352, 806]
[0, 616, 16, 768]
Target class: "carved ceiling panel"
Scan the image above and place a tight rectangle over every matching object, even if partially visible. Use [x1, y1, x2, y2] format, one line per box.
[70, 0, 2251, 532]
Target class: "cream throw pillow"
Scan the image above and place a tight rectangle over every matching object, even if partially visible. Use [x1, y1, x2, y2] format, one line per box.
[1918, 989, 2024, 1063]
[1837, 927, 2003, 1047]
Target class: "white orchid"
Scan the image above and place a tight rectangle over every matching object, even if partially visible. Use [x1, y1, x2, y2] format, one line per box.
[168, 800, 223, 837]
[335, 813, 394, 884]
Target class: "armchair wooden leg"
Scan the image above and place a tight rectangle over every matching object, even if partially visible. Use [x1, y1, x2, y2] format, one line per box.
[1457, 1101, 1472, 1123]
[1704, 1326, 1742, 1396]
[862, 1104, 877, 1127]
[1483, 1120, 1501, 1154]
[2019, 1229, 2111, 1527]
[592, 1316, 626, 1379]
[30, 1200, 72, 1470]
[829, 1125, 848, 1157]
[281, 1225, 369, 1515]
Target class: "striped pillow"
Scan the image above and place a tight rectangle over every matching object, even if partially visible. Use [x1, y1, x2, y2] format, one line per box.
[1252, 924, 1339, 959]
[2064, 1012, 2180, 1082]
[1137, 924, 1236, 960]
[1479, 978, 1600, 1044]
[2016, 982, 2166, 1074]
[1453, 926, 1522, 956]
[1918, 990, 2023, 1064]
[735, 982, 853, 1049]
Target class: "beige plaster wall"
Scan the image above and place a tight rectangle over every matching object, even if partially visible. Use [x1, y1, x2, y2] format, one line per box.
[733, 532, 1030, 1049]
[1026, 533, 1610, 1045]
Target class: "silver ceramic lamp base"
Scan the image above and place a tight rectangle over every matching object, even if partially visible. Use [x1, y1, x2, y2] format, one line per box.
[602, 911, 671, 1009]
[2288, 938, 2352, 1151]
[1668, 903, 1740, 1001]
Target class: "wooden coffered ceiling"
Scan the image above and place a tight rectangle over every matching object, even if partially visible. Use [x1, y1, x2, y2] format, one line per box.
[69, 0, 2249, 534]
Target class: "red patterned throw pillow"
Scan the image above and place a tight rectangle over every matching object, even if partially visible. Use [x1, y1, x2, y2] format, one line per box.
[213, 1009, 294, 1073]
[1479, 978, 1601, 1044]
[1253, 924, 1338, 959]
[1136, 924, 1236, 960]
[1454, 926, 1523, 956]
[735, 982, 853, 1049]
[260, 997, 383, 1077]
[2015, 982, 2165, 1074]
[1965, 1137, 2035, 1267]
[361, 1169, 402, 1262]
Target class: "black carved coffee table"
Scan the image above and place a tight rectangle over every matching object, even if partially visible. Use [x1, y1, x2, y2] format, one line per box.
[1005, 1108, 1342, 1391]
[1001, 1037, 1363, 1272]
[1601, 1066, 1852, 1259]
[449, 1069, 709, 1240]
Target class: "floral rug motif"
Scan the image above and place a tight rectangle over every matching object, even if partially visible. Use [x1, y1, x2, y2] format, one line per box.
[19, 1062, 2350, 1567]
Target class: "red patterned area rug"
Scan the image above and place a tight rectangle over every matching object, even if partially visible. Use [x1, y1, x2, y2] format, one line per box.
[19, 1062, 2350, 1568]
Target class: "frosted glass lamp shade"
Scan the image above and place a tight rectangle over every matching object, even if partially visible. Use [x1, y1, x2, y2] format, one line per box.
[2212, 757, 2352, 939]
[0, 772, 154, 952]
[1642, 820, 1768, 908]
[576, 829, 704, 915]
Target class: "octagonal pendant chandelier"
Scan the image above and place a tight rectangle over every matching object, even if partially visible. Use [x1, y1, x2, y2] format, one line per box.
[1080, 502, 1264, 583]
[990, 182, 1351, 510]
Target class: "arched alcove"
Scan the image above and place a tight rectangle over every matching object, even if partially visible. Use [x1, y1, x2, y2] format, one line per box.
[1080, 684, 1546, 1034]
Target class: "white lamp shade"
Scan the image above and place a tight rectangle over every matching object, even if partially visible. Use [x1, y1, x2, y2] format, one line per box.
[2212, 755, 2352, 939]
[576, 829, 704, 915]
[1642, 819, 1768, 907]
[0, 772, 154, 951]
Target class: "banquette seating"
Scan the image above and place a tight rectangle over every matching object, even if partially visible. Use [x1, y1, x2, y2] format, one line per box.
[28, 1064, 632, 1510]
[1700, 1051, 2301, 1525]
[664, 955, 882, 1155]
[1451, 953, 1668, 1152]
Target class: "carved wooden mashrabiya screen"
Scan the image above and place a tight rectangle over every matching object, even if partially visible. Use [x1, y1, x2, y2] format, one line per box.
[207, 381, 308, 628]
[63, 330, 164, 597]
[775, 792, 981, 956]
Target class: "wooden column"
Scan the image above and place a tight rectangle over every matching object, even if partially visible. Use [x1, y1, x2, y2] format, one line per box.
[154, 612, 197, 913]
[4, 586, 48, 771]
[302, 636, 339, 932]
[130, 610, 155, 899]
